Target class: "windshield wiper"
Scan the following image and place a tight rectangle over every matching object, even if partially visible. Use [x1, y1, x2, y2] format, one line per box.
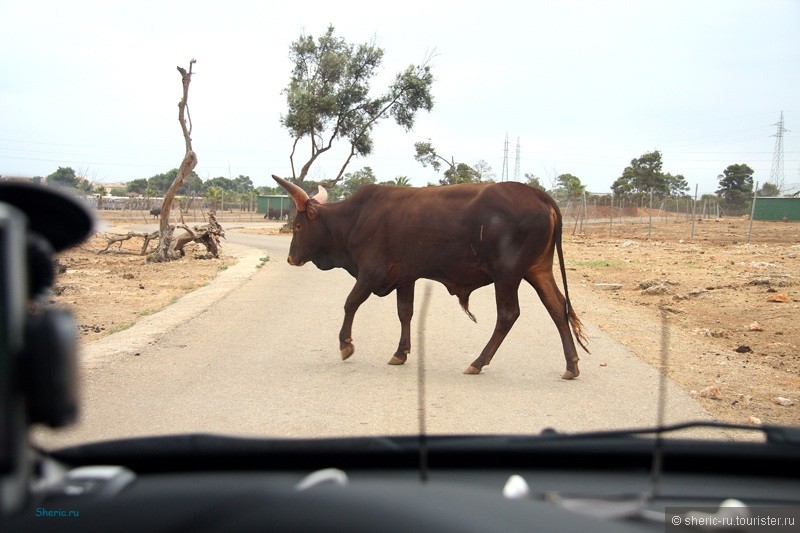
[535, 420, 800, 445]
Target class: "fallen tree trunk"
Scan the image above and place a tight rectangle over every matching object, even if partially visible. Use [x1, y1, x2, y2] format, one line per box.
[173, 212, 224, 259]
[98, 231, 160, 255]
[98, 211, 224, 259]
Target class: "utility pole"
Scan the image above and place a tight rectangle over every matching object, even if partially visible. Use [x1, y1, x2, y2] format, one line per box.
[770, 111, 788, 193]
[514, 137, 521, 182]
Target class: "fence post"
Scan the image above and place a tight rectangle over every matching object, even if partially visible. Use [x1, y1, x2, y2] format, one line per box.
[748, 181, 758, 243]
[609, 193, 614, 237]
[690, 184, 698, 240]
[648, 188, 654, 239]
[581, 191, 587, 234]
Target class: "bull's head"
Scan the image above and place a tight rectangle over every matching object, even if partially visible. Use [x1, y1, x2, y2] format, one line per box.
[271, 174, 328, 267]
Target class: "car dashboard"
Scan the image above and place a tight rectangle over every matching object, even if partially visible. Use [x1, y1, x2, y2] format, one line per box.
[3, 432, 799, 532]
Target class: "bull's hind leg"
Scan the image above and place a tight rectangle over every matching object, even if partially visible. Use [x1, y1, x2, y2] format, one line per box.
[524, 270, 580, 379]
[389, 282, 415, 365]
[464, 280, 521, 375]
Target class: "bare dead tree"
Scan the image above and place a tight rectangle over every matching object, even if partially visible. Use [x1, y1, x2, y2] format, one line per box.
[151, 59, 199, 263]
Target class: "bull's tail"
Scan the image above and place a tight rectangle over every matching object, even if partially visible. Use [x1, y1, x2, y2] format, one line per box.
[554, 215, 590, 353]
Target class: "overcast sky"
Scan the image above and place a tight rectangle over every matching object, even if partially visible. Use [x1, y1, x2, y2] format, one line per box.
[1, 0, 798, 195]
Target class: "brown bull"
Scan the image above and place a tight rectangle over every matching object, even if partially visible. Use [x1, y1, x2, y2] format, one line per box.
[272, 175, 589, 378]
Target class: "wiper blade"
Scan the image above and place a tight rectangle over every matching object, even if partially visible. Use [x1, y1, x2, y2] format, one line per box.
[537, 420, 800, 445]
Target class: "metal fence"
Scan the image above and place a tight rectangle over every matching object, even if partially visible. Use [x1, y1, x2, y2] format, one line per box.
[87, 196, 267, 224]
[555, 198, 799, 244]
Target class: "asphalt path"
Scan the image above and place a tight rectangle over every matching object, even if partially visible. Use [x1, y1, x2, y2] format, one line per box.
[35, 228, 718, 448]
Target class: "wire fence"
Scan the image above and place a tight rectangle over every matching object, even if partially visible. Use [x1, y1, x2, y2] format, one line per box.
[556, 196, 800, 244]
[88, 196, 276, 225]
[87, 192, 798, 244]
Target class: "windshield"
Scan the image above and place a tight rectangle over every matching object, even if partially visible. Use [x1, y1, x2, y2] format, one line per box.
[1, 1, 797, 449]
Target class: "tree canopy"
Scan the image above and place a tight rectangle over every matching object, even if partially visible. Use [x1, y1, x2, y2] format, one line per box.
[554, 173, 586, 200]
[716, 163, 754, 214]
[46, 166, 79, 188]
[414, 140, 453, 173]
[758, 182, 780, 197]
[611, 150, 688, 200]
[413, 140, 491, 186]
[441, 163, 480, 185]
[334, 166, 377, 199]
[280, 25, 434, 185]
[524, 173, 545, 190]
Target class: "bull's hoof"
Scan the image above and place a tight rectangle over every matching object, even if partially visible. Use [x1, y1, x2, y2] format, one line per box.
[463, 365, 481, 375]
[561, 369, 578, 380]
[341, 343, 354, 360]
[388, 355, 406, 366]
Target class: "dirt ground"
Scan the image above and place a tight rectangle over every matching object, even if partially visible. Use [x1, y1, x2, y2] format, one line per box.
[50, 212, 798, 428]
[50, 216, 235, 344]
[561, 217, 799, 427]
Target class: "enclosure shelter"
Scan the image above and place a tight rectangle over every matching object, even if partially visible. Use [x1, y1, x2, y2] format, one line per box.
[256, 195, 290, 216]
[753, 197, 800, 221]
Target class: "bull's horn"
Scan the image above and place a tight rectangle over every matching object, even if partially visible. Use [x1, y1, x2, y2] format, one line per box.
[272, 174, 309, 211]
[312, 185, 328, 205]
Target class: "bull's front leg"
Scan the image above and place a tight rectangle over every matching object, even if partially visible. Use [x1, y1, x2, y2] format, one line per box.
[388, 282, 415, 365]
[339, 278, 375, 360]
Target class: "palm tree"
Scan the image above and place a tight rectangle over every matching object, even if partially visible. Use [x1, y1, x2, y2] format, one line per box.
[95, 185, 108, 210]
[393, 176, 412, 187]
[206, 186, 223, 211]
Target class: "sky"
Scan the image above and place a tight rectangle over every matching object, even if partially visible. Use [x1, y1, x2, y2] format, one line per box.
[1, 0, 798, 196]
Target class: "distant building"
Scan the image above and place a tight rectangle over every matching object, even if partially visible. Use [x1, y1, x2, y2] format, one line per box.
[98, 182, 127, 191]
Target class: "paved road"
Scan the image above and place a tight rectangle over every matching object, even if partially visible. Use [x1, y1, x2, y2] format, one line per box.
[35, 229, 717, 448]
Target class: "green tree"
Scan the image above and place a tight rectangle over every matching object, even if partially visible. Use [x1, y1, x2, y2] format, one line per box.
[95, 185, 108, 210]
[393, 176, 412, 187]
[338, 167, 377, 199]
[46, 166, 79, 188]
[664, 172, 690, 197]
[441, 163, 480, 185]
[178, 172, 204, 196]
[206, 186, 224, 210]
[758, 182, 780, 197]
[555, 173, 585, 201]
[207, 176, 236, 192]
[232, 175, 254, 193]
[524, 173, 545, 190]
[716, 163, 754, 214]
[78, 178, 94, 194]
[414, 140, 454, 173]
[280, 25, 434, 187]
[611, 151, 685, 200]
[126, 178, 149, 195]
[255, 185, 282, 196]
[148, 169, 179, 194]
